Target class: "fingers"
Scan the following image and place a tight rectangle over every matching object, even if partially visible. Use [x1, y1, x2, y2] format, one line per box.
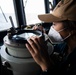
[26, 43, 35, 55]
[31, 36, 41, 50]
[32, 25, 44, 31]
[26, 36, 40, 54]
[25, 35, 48, 57]
[32, 25, 39, 30]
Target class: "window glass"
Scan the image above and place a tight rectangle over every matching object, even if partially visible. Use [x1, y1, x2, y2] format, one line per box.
[0, 0, 17, 31]
[49, 0, 53, 12]
[23, 0, 45, 25]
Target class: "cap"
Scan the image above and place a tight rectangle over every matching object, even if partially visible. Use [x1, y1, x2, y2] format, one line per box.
[38, 0, 76, 22]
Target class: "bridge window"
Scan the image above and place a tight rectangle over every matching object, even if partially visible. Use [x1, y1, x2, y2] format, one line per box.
[0, 0, 17, 31]
[23, 0, 46, 25]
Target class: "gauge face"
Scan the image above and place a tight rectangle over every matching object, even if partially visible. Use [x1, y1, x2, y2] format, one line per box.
[20, 32, 40, 40]
[10, 30, 42, 44]
[12, 33, 37, 43]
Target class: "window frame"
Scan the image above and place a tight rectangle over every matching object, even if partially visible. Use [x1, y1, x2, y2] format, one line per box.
[14, 0, 50, 29]
[13, 0, 26, 28]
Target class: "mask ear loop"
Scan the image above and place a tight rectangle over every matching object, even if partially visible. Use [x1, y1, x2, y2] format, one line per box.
[58, 28, 66, 32]
[44, 33, 59, 45]
[63, 33, 71, 41]
[57, 27, 71, 41]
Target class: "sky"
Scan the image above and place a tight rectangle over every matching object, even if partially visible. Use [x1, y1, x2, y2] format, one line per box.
[0, 0, 14, 13]
[0, 0, 53, 13]
[24, 0, 53, 13]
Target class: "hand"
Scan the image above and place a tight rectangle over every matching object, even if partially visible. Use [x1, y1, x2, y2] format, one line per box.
[32, 25, 46, 33]
[25, 36, 53, 71]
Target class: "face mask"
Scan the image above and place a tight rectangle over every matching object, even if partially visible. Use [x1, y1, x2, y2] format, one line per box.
[48, 26, 71, 44]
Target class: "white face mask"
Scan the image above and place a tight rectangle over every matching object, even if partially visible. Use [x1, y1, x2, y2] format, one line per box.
[48, 26, 71, 44]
